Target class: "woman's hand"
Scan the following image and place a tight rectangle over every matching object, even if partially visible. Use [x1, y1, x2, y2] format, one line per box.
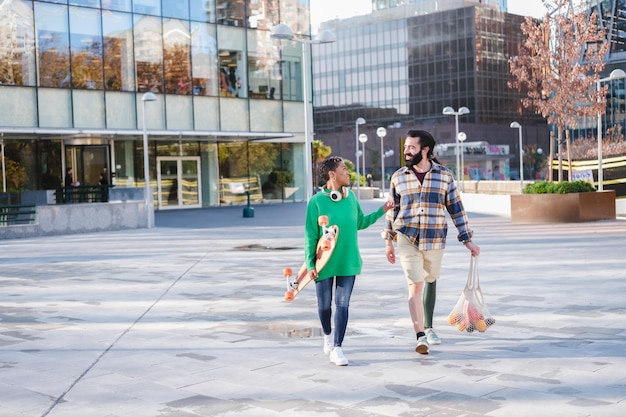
[382, 200, 395, 212]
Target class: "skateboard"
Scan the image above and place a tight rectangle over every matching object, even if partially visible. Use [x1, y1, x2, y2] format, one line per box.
[283, 215, 338, 302]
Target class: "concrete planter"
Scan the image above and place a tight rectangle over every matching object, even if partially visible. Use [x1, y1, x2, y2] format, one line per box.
[511, 190, 616, 223]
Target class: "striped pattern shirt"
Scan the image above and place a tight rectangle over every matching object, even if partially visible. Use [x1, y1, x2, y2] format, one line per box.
[383, 161, 472, 250]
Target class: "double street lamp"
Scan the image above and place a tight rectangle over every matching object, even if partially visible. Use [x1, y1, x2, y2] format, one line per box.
[596, 69, 626, 191]
[510, 121, 524, 193]
[457, 131, 466, 191]
[355, 117, 366, 199]
[141, 92, 157, 229]
[376, 127, 387, 195]
[442, 106, 470, 182]
[271, 23, 336, 201]
[359, 133, 368, 189]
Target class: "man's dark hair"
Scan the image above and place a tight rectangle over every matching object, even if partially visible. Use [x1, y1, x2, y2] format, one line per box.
[406, 130, 440, 163]
[318, 156, 343, 182]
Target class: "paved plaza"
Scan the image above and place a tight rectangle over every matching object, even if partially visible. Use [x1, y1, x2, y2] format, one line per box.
[1, 198, 625, 417]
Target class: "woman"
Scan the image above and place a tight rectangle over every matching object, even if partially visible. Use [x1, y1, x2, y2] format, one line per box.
[305, 156, 394, 366]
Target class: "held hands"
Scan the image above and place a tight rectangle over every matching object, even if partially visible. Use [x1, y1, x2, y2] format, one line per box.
[382, 200, 395, 212]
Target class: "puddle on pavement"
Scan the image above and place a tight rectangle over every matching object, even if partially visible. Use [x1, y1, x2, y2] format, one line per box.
[264, 324, 360, 339]
[234, 244, 297, 251]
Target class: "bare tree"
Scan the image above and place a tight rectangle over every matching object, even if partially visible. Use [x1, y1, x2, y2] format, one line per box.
[509, 0, 609, 182]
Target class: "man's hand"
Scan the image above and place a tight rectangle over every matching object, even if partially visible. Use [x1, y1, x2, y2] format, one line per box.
[386, 245, 396, 264]
[464, 241, 480, 257]
[308, 269, 318, 280]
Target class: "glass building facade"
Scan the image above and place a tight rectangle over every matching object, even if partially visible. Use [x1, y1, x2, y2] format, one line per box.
[312, 4, 548, 181]
[0, 0, 312, 207]
[313, 5, 539, 132]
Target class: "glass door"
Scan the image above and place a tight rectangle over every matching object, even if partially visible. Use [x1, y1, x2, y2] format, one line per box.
[65, 145, 110, 186]
[157, 157, 201, 209]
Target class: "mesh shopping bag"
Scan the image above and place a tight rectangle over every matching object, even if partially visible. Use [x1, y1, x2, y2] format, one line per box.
[447, 256, 495, 333]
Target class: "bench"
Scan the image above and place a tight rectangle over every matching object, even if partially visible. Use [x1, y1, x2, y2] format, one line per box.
[0, 204, 37, 226]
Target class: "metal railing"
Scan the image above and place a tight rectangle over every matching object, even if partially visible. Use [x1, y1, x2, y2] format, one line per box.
[55, 185, 113, 204]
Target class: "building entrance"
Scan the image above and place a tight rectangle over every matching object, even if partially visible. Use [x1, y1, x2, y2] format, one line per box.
[156, 157, 201, 209]
[64, 145, 110, 186]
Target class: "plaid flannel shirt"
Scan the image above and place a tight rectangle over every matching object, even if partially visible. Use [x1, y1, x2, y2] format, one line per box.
[383, 161, 472, 250]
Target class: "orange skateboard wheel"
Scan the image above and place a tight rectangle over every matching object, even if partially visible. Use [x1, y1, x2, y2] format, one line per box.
[284, 291, 294, 302]
[283, 267, 293, 277]
[318, 215, 328, 226]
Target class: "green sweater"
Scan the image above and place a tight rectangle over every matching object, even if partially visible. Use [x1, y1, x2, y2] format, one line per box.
[304, 189, 385, 281]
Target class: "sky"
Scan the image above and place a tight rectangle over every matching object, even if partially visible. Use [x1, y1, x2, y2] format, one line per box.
[310, 0, 548, 33]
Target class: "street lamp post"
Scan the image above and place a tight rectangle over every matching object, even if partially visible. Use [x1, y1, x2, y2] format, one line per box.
[271, 23, 336, 201]
[376, 127, 387, 196]
[510, 121, 524, 193]
[355, 117, 366, 199]
[141, 92, 157, 229]
[359, 133, 368, 188]
[457, 132, 466, 191]
[1, 133, 6, 193]
[596, 69, 626, 191]
[442, 106, 470, 182]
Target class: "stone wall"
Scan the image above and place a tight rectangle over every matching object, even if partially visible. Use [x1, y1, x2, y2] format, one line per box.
[0, 201, 148, 240]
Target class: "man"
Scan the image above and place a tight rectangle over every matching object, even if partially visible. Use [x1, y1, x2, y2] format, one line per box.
[64, 167, 77, 203]
[383, 130, 480, 354]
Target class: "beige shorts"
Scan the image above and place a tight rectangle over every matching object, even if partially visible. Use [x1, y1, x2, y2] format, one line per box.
[396, 234, 444, 284]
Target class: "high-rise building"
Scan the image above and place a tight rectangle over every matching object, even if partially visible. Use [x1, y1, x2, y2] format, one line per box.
[312, 1, 548, 181]
[0, 0, 313, 208]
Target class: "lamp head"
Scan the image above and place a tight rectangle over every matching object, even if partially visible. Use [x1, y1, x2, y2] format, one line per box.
[359, 134, 368, 143]
[356, 117, 366, 125]
[610, 69, 626, 80]
[376, 127, 387, 138]
[270, 23, 295, 41]
[457, 132, 467, 142]
[315, 30, 337, 44]
[510, 121, 521, 129]
[458, 106, 470, 115]
[142, 92, 157, 102]
[442, 106, 455, 115]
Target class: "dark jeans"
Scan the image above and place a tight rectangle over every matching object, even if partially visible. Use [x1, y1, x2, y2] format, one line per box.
[315, 275, 355, 347]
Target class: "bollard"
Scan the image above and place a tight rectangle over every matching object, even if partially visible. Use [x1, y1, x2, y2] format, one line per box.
[243, 191, 254, 218]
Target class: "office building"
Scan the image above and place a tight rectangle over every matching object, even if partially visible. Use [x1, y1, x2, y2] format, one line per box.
[312, 1, 548, 181]
[0, 0, 312, 208]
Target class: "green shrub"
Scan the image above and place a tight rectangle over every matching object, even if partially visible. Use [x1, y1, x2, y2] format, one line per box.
[523, 180, 596, 194]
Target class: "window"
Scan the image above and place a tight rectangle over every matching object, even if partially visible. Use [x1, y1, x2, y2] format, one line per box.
[69, 6, 103, 89]
[191, 22, 218, 96]
[36, 2, 71, 88]
[134, 15, 163, 93]
[103, 11, 135, 91]
[163, 19, 191, 95]
[0, 0, 36, 86]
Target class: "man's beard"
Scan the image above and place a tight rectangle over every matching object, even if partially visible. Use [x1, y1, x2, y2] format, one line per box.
[405, 152, 423, 167]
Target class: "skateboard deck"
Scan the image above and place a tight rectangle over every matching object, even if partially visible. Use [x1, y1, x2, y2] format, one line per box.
[283, 215, 338, 302]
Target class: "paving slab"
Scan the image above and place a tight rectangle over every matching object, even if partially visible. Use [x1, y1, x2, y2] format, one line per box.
[1, 199, 625, 417]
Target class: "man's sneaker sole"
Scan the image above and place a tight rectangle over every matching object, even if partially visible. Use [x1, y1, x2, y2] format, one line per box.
[415, 344, 429, 354]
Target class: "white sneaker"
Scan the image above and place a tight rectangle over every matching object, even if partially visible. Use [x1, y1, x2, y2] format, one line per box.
[415, 336, 429, 354]
[323, 333, 333, 355]
[425, 328, 441, 345]
[329, 346, 349, 366]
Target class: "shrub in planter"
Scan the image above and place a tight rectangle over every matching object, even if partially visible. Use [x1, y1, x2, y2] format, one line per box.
[523, 180, 595, 194]
[513, 180, 615, 223]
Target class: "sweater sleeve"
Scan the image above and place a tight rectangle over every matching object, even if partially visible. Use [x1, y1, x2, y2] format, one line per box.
[357, 204, 385, 231]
